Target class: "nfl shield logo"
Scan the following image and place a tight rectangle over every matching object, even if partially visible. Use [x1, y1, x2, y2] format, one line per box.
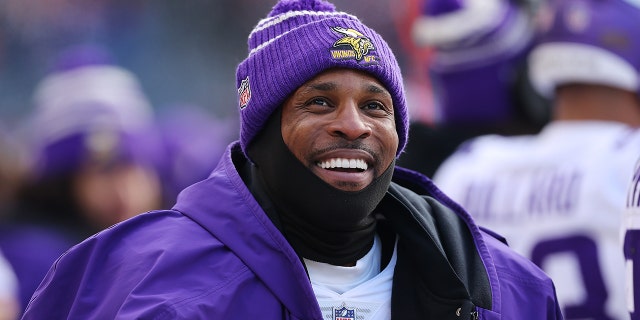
[238, 76, 251, 109]
[333, 306, 355, 320]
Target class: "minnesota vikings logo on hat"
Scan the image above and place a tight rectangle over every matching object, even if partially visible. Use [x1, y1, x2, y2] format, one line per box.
[331, 27, 378, 64]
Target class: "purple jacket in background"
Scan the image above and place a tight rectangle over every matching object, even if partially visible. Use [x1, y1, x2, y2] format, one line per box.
[21, 142, 563, 319]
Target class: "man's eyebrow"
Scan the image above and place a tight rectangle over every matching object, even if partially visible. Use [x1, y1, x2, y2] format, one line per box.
[366, 84, 389, 95]
[305, 82, 337, 92]
[300, 81, 390, 96]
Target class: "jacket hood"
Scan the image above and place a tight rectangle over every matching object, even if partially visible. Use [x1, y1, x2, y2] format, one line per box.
[173, 143, 321, 319]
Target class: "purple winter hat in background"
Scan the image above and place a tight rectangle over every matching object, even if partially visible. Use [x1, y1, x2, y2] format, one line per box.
[412, 0, 536, 125]
[529, 0, 640, 98]
[27, 44, 157, 180]
[235, 0, 409, 157]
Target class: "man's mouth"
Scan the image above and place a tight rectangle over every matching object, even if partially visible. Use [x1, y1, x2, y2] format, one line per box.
[317, 158, 368, 172]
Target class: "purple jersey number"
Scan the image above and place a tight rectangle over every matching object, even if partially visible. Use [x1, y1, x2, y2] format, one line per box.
[531, 234, 614, 320]
[625, 230, 640, 320]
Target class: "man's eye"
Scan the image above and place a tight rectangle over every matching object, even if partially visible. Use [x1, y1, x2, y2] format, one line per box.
[307, 97, 330, 106]
[364, 101, 389, 113]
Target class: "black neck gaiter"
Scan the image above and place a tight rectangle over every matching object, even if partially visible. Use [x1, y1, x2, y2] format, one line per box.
[247, 110, 395, 265]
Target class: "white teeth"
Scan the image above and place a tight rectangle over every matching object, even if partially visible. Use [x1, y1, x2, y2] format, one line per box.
[317, 158, 368, 170]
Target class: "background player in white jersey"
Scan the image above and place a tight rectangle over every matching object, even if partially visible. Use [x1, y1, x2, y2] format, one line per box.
[625, 158, 640, 319]
[433, 0, 640, 319]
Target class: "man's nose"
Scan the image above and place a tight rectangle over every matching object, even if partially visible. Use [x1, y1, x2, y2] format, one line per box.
[327, 103, 372, 140]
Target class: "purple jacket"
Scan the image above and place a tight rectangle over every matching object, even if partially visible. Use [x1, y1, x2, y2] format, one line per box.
[22, 143, 562, 319]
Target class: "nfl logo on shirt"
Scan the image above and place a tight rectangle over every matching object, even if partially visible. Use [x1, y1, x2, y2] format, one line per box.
[334, 306, 355, 320]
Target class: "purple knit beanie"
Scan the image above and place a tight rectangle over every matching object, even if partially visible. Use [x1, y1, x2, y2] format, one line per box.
[236, 0, 408, 157]
[529, 0, 640, 97]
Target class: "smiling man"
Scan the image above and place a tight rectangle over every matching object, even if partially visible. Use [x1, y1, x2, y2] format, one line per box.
[22, 1, 563, 319]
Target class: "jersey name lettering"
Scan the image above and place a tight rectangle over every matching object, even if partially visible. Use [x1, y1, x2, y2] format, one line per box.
[460, 168, 582, 221]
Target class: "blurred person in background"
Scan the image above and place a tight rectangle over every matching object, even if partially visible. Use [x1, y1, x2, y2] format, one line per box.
[625, 158, 640, 319]
[433, 0, 640, 318]
[0, 44, 165, 314]
[16, 44, 165, 239]
[397, 0, 550, 177]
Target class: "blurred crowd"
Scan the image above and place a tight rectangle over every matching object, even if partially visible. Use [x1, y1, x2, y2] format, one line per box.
[0, 0, 639, 319]
[0, 0, 409, 123]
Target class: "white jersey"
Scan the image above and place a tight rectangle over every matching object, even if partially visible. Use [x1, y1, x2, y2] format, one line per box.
[624, 157, 640, 320]
[305, 235, 397, 320]
[433, 121, 640, 320]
